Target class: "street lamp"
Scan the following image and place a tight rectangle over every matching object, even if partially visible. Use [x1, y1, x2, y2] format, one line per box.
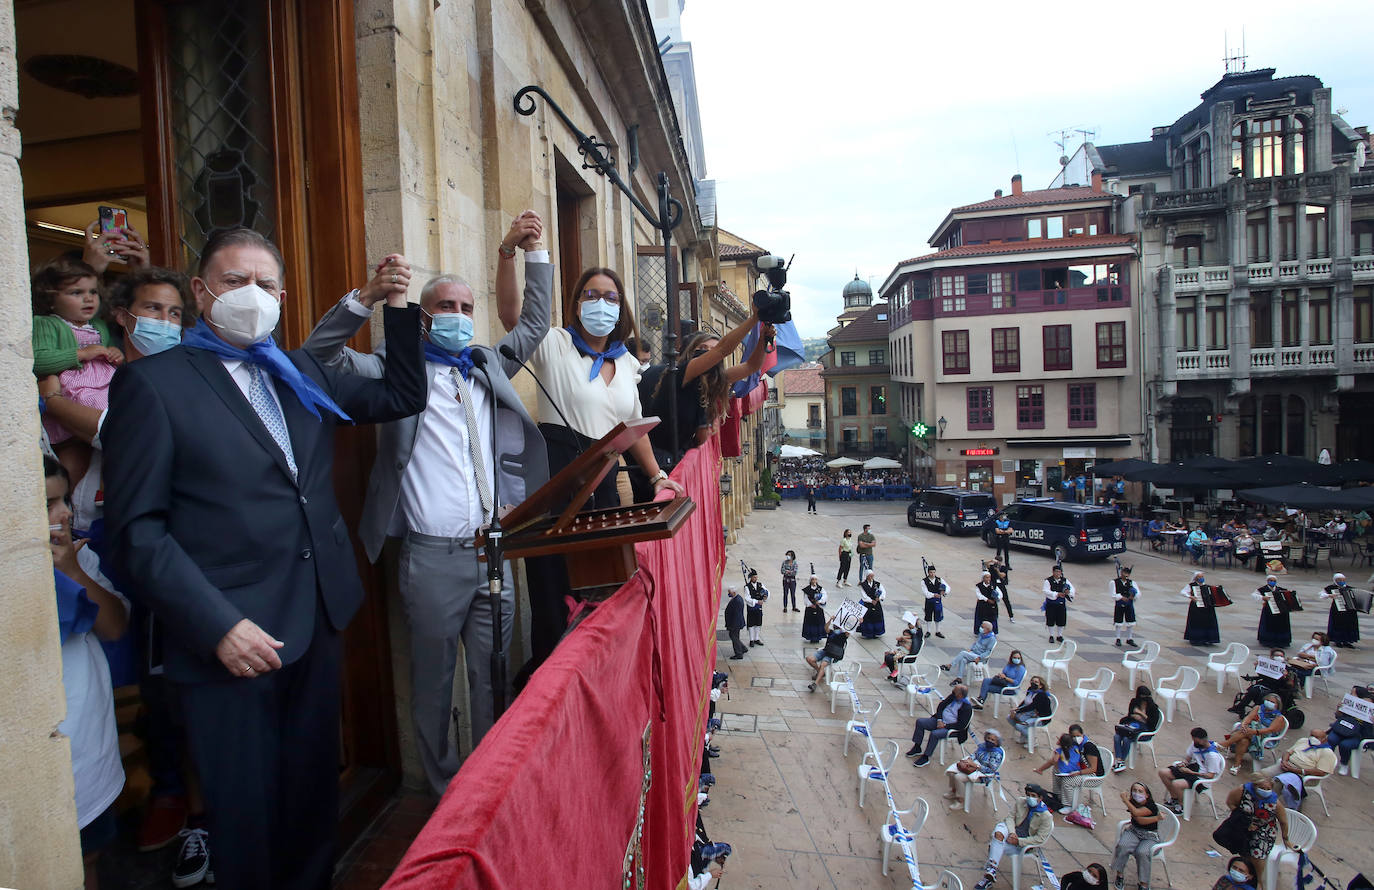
[719, 473, 733, 496]
[937, 416, 948, 439]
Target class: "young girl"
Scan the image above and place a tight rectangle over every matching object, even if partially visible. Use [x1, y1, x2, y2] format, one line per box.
[33, 258, 122, 479]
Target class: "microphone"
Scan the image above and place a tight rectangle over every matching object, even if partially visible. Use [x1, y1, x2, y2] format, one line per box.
[498, 343, 590, 450]
[469, 349, 508, 717]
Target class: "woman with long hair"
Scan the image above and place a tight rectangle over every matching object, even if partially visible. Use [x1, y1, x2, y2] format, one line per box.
[1111, 781, 1162, 890]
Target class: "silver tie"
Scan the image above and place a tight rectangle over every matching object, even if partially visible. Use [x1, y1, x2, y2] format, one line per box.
[248, 365, 297, 479]
[451, 367, 492, 521]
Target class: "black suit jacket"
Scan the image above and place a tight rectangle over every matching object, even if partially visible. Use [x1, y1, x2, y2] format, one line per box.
[724, 594, 745, 630]
[103, 306, 426, 684]
[933, 693, 974, 740]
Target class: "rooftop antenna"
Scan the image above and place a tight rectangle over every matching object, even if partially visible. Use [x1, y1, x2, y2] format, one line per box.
[1223, 29, 1248, 75]
[1049, 128, 1074, 183]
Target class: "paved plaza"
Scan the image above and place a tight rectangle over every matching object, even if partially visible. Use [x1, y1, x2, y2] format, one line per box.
[707, 499, 1374, 890]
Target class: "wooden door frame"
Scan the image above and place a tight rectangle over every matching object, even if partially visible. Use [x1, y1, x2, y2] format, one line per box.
[135, 0, 400, 846]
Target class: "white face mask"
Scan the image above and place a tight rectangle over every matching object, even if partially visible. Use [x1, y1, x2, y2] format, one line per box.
[205, 282, 280, 346]
[1131, 791, 1147, 803]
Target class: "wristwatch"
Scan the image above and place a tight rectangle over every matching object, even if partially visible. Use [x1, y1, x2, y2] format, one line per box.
[499, 243, 517, 258]
[649, 470, 669, 485]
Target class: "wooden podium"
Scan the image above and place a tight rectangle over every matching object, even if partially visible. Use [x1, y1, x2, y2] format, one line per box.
[497, 418, 696, 590]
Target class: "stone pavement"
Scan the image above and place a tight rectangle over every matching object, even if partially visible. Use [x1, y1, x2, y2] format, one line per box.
[705, 499, 1374, 890]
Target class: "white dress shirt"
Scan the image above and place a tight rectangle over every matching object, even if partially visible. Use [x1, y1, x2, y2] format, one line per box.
[529, 326, 642, 439]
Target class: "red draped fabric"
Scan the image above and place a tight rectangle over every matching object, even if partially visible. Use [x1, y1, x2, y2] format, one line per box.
[383, 437, 725, 890]
[719, 378, 767, 458]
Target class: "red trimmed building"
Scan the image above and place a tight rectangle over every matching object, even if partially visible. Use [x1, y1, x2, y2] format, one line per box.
[882, 175, 1144, 500]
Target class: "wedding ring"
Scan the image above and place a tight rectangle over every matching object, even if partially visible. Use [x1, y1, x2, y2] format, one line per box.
[241, 665, 252, 675]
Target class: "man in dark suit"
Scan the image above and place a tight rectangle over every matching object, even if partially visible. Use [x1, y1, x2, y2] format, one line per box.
[103, 228, 425, 890]
[300, 213, 551, 794]
[908, 684, 973, 766]
[724, 587, 747, 660]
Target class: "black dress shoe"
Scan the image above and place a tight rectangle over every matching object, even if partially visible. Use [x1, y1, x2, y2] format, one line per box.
[1114, 639, 1122, 647]
[729, 654, 744, 660]
[924, 631, 932, 638]
[905, 745, 920, 757]
[935, 632, 945, 638]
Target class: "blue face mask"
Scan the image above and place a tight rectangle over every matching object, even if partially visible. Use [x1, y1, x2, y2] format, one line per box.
[1262, 701, 1277, 712]
[579, 299, 620, 337]
[427, 312, 474, 353]
[126, 315, 182, 356]
[1267, 581, 1277, 588]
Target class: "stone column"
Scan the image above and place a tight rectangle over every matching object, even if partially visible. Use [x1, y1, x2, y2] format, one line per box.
[0, 1, 85, 884]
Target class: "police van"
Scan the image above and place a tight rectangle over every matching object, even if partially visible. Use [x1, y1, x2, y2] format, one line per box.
[906, 487, 998, 536]
[980, 498, 1126, 562]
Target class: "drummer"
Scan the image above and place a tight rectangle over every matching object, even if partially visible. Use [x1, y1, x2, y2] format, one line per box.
[1319, 572, 1362, 649]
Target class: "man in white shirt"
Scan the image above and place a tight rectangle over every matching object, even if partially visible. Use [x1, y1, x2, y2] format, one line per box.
[302, 213, 552, 795]
[1157, 727, 1226, 814]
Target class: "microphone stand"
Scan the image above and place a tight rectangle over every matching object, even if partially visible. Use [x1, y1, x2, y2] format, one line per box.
[472, 352, 507, 718]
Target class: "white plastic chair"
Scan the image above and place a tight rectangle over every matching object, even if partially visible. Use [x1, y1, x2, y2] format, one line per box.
[1230, 718, 1288, 768]
[1122, 641, 1161, 689]
[1070, 748, 1114, 816]
[935, 870, 964, 890]
[843, 699, 882, 756]
[1004, 834, 1051, 890]
[1127, 713, 1164, 770]
[1263, 810, 1318, 890]
[937, 732, 970, 766]
[1155, 667, 1200, 723]
[858, 740, 899, 807]
[878, 795, 929, 876]
[989, 676, 1024, 718]
[1042, 640, 1077, 689]
[1074, 668, 1116, 721]
[1302, 771, 1331, 817]
[1181, 773, 1220, 821]
[1305, 649, 1338, 699]
[1114, 808, 1180, 887]
[1351, 738, 1374, 779]
[894, 651, 922, 686]
[1027, 693, 1059, 754]
[1206, 642, 1250, 694]
[830, 661, 861, 714]
[962, 750, 1007, 814]
[904, 664, 942, 717]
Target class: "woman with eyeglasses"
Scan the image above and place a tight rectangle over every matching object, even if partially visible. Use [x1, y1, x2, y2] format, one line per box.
[523, 267, 685, 667]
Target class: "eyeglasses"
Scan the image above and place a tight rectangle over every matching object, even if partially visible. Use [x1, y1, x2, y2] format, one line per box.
[581, 289, 620, 305]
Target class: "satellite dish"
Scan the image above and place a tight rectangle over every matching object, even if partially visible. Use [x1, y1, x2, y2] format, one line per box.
[1060, 155, 1070, 167]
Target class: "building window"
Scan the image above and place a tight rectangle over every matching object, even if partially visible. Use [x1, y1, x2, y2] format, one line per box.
[1293, 117, 1306, 174]
[1095, 321, 1126, 368]
[967, 386, 994, 430]
[1278, 211, 1297, 262]
[941, 297, 967, 312]
[840, 351, 856, 366]
[1249, 117, 1284, 178]
[807, 404, 821, 428]
[987, 272, 1007, 293]
[1042, 324, 1072, 371]
[1307, 205, 1328, 259]
[1170, 397, 1214, 460]
[1355, 222, 1374, 257]
[991, 294, 1016, 309]
[1016, 385, 1045, 429]
[1287, 396, 1306, 457]
[941, 275, 966, 297]
[872, 426, 889, 451]
[870, 385, 887, 415]
[1251, 293, 1274, 347]
[869, 348, 886, 365]
[1027, 219, 1042, 239]
[1281, 291, 1301, 346]
[967, 273, 988, 295]
[992, 327, 1020, 373]
[942, 330, 970, 375]
[1356, 286, 1374, 344]
[842, 426, 859, 446]
[1310, 288, 1332, 345]
[1247, 215, 1270, 263]
[1176, 297, 1198, 352]
[1067, 383, 1097, 428]
[1046, 216, 1064, 239]
[1177, 234, 1203, 268]
[841, 387, 857, 416]
[1206, 296, 1228, 350]
[1016, 269, 1041, 292]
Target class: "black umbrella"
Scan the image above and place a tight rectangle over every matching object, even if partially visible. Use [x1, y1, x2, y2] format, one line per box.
[1227, 455, 1342, 487]
[1331, 460, 1374, 484]
[1180, 456, 1241, 471]
[1091, 458, 1153, 477]
[1132, 462, 1233, 489]
[1237, 483, 1374, 511]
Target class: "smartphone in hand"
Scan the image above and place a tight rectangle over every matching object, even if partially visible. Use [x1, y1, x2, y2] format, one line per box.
[98, 205, 128, 239]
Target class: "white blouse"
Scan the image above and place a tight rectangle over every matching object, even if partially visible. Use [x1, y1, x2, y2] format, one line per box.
[530, 327, 643, 439]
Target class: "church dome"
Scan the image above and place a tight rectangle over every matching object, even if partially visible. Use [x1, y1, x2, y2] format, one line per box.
[842, 274, 872, 307]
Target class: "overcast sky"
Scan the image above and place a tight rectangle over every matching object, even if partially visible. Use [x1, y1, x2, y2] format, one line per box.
[679, 0, 1373, 340]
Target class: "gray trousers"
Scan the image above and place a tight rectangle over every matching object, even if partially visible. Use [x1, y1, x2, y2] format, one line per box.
[399, 531, 514, 796]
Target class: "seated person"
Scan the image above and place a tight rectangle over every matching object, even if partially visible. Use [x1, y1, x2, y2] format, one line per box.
[944, 728, 1005, 809]
[1325, 684, 1374, 774]
[972, 649, 1025, 707]
[940, 621, 997, 684]
[1231, 650, 1300, 714]
[971, 783, 1055, 890]
[1263, 729, 1337, 809]
[907, 684, 972, 767]
[882, 612, 921, 682]
[1186, 525, 1208, 563]
[1233, 530, 1258, 566]
[1156, 727, 1225, 815]
[1220, 694, 1288, 774]
[804, 621, 848, 692]
[1060, 864, 1110, 890]
[1007, 676, 1052, 745]
[1213, 856, 1258, 890]
[1113, 685, 1163, 769]
[1289, 633, 1334, 680]
[1145, 518, 1165, 551]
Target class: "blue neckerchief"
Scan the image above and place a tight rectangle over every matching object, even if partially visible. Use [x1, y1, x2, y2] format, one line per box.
[423, 342, 474, 380]
[1306, 738, 1332, 749]
[979, 631, 995, 642]
[182, 321, 351, 422]
[54, 568, 98, 645]
[1027, 799, 1049, 814]
[565, 325, 626, 381]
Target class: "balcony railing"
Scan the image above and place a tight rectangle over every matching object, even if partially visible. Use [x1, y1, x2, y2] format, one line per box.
[1172, 266, 1231, 293]
[1353, 257, 1374, 280]
[1179, 346, 1340, 376]
[1151, 186, 1223, 212]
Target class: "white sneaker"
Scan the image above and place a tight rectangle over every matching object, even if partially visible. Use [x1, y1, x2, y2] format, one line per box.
[1338, 763, 1350, 776]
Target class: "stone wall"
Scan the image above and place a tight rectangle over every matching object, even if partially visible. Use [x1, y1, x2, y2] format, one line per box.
[0, 0, 85, 884]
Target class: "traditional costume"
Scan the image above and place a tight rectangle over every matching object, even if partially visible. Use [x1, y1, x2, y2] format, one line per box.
[1320, 573, 1361, 647]
[857, 570, 886, 639]
[1254, 575, 1297, 649]
[922, 567, 948, 638]
[1182, 571, 1221, 646]
[974, 572, 1001, 635]
[1042, 567, 1074, 642]
[1112, 570, 1140, 646]
[744, 571, 768, 646]
[800, 577, 827, 643]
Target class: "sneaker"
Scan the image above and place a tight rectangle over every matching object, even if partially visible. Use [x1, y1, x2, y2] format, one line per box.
[1126, 639, 1137, 647]
[1057, 636, 1064, 643]
[1009, 617, 1016, 624]
[935, 632, 946, 639]
[807, 682, 816, 691]
[913, 756, 930, 767]
[974, 875, 996, 890]
[1049, 635, 1056, 643]
[1338, 763, 1350, 776]
[1114, 639, 1122, 647]
[729, 654, 744, 660]
[924, 631, 932, 638]
[1057, 805, 1073, 815]
[1114, 875, 1124, 890]
[1165, 799, 1183, 815]
[949, 800, 964, 810]
[970, 698, 985, 710]
[1112, 762, 1127, 774]
[137, 794, 189, 852]
[172, 828, 210, 889]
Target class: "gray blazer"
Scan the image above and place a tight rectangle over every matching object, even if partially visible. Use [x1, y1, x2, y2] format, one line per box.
[301, 262, 554, 562]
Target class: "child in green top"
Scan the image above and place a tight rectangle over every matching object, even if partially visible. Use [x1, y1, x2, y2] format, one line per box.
[33, 256, 120, 455]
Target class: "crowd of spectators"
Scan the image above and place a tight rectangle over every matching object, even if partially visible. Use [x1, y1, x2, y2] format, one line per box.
[771, 456, 911, 489]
